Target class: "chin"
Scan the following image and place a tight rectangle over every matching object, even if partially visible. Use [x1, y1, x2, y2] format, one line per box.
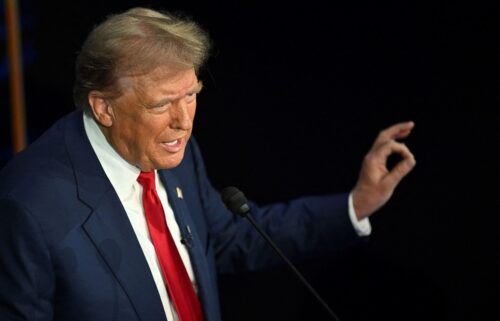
[156, 153, 185, 170]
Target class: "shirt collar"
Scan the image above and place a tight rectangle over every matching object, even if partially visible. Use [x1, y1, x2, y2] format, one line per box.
[83, 112, 142, 201]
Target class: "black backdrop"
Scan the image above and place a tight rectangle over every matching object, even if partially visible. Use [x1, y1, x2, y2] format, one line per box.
[1, 1, 498, 320]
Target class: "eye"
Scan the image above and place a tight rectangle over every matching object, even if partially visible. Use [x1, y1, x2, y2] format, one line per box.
[185, 92, 197, 103]
[149, 101, 171, 112]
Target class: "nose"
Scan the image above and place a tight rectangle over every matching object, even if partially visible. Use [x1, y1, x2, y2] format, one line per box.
[170, 99, 193, 131]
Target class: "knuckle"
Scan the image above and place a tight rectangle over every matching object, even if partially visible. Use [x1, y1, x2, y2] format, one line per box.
[364, 153, 375, 163]
[387, 140, 397, 147]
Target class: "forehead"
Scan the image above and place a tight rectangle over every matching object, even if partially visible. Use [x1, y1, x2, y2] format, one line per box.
[119, 66, 198, 96]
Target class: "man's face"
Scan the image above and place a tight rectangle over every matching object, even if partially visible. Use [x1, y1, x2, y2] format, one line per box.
[101, 67, 201, 171]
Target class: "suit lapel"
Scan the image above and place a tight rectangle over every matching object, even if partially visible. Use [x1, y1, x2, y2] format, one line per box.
[159, 170, 218, 321]
[64, 112, 166, 321]
[82, 192, 167, 321]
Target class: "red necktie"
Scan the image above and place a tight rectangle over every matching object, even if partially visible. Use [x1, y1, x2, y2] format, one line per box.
[137, 171, 204, 321]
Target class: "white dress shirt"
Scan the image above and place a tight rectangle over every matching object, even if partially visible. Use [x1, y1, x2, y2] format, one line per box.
[348, 194, 372, 236]
[83, 112, 371, 319]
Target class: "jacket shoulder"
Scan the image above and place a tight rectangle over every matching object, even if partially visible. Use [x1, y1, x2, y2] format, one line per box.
[0, 112, 79, 202]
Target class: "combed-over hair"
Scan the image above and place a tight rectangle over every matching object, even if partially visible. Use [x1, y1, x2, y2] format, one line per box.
[73, 7, 211, 112]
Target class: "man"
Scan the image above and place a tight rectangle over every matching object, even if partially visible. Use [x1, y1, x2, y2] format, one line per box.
[0, 7, 415, 321]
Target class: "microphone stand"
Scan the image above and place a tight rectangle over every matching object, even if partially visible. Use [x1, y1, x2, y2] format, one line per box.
[243, 212, 342, 321]
[221, 186, 342, 321]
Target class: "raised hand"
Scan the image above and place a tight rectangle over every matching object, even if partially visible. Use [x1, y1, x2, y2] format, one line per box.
[352, 121, 416, 220]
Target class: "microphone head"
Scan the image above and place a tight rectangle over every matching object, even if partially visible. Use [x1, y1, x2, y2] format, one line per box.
[220, 186, 251, 217]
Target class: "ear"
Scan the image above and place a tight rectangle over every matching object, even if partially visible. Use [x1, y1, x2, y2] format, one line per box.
[88, 91, 115, 127]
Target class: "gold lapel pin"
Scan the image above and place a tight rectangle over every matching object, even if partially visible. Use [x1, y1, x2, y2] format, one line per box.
[176, 187, 183, 199]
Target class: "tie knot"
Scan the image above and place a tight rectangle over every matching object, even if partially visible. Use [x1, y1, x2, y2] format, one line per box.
[137, 171, 155, 189]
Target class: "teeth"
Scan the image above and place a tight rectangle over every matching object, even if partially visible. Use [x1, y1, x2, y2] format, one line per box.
[164, 140, 178, 146]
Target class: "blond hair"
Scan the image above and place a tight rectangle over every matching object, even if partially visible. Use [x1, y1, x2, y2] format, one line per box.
[73, 7, 211, 111]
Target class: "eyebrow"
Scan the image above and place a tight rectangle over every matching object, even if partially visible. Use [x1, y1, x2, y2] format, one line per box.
[150, 81, 203, 107]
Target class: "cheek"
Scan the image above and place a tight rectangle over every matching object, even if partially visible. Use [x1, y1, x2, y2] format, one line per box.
[185, 103, 197, 127]
[191, 103, 197, 118]
[116, 120, 153, 152]
[148, 117, 172, 144]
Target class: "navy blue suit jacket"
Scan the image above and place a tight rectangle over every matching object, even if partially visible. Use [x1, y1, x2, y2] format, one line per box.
[0, 111, 361, 321]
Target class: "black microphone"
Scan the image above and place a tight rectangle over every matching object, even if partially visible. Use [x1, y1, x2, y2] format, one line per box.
[220, 186, 342, 321]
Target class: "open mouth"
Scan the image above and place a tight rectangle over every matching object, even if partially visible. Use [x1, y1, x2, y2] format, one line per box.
[160, 138, 183, 152]
[164, 139, 180, 146]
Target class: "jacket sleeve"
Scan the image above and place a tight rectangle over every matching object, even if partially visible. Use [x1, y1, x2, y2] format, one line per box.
[188, 138, 363, 275]
[0, 196, 55, 321]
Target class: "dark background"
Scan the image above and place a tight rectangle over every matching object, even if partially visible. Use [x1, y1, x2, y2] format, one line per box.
[1, 1, 498, 320]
